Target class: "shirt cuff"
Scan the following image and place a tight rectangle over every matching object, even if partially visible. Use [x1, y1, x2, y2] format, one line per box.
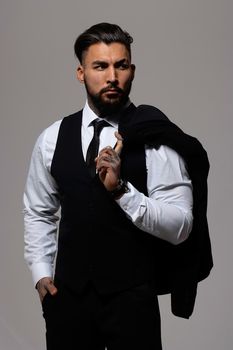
[116, 182, 145, 220]
[30, 262, 54, 288]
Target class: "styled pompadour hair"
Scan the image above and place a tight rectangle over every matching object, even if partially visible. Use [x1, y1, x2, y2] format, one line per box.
[74, 22, 133, 63]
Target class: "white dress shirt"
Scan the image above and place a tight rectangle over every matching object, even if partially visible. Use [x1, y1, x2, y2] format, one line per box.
[23, 101, 193, 286]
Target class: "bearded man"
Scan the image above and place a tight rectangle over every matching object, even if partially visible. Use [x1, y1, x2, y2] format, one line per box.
[24, 22, 212, 350]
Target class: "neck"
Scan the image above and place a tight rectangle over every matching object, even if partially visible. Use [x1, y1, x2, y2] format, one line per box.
[87, 97, 101, 116]
[87, 97, 131, 122]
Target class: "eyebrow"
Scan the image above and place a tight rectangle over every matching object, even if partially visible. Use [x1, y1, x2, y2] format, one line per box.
[115, 58, 129, 65]
[92, 60, 107, 66]
[92, 58, 129, 66]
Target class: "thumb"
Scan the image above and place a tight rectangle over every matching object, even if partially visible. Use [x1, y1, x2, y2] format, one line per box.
[114, 132, 123, 155]
[45, 280, 58, 296]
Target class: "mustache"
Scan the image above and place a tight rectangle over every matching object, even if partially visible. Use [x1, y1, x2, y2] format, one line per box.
[100, 85, 123, 94]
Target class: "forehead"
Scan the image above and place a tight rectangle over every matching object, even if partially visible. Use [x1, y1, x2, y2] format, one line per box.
[83, 42, 130, 64]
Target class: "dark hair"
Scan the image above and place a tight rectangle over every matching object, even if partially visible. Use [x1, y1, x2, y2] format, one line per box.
[74, 22, 133, 63]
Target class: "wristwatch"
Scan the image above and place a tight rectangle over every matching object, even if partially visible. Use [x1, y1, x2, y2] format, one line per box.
[110, 179, 130, 199]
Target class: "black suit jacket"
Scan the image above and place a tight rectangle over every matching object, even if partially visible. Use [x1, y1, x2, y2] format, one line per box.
[118, 104, 213, 318]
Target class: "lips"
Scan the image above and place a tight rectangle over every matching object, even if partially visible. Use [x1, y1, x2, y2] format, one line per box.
[105, 89, 119, 93]
[102, 88, 122, 94]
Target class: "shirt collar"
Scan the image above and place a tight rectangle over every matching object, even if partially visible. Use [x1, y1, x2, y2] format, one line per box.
[82, 99, 132, 129]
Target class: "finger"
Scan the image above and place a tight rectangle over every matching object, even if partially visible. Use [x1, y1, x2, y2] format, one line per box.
[98, 146, 113, 157]
[45, 280, 58, 296]
[98, 167, 106, 176]
[114, 132, 123, 155]
[96, 159, 111, 171]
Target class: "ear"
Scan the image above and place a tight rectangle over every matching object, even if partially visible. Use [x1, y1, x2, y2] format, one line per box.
[130, 64, 136, 81]
[77, 65, 84, 83]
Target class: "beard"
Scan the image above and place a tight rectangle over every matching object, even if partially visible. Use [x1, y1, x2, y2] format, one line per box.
[84, 80, 132, 117]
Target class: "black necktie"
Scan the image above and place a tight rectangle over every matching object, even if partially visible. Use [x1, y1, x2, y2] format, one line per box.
[86, 119, 110, 177]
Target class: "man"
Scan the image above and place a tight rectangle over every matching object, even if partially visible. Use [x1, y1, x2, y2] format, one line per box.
[24, 23, 213, 349]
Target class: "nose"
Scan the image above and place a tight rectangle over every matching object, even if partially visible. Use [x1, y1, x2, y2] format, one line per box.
[106, 66, 118, 84]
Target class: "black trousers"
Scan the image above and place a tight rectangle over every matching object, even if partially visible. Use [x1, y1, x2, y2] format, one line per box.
[42, 280, 162, 350]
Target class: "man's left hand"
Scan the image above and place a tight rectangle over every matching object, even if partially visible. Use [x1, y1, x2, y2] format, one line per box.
[96, 132, 123, 191]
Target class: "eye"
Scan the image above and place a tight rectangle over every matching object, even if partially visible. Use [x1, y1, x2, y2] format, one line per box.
[93, 63, 108, 71]
[120, 63, 129, 70]
[116, 61, 130, 70]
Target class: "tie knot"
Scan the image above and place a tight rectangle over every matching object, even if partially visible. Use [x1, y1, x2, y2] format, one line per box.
[92, 119, 110, 137]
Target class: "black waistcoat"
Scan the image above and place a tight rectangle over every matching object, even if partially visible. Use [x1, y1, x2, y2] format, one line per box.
[51, 104, 213, 318]
[51, 108, 158, 295]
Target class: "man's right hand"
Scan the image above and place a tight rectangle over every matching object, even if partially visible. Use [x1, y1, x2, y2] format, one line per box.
[36, 277, 58, 303]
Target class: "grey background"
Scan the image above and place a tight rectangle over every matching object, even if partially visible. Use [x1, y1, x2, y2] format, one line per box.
[0, 0, 232, 349]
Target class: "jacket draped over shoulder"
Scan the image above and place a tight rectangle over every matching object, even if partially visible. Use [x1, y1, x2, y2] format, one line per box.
[119, 104, 213, 318]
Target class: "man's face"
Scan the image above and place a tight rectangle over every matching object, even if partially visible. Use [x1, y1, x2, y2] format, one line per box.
[77, 42, 135, 116]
